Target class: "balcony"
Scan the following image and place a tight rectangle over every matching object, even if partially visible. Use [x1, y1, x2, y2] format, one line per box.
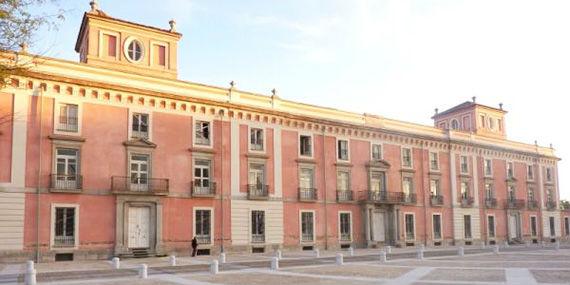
[251, 234, 265, 243]
[299, 188, 318, 202]
[546, 201, 557, 211]
[506, 199, 526, 210]
[337, 190, 353, 202]
[527, 200, 539, 210]
[485, 198, 498, 208]
[402, 193, 417, 204]
[56, 116, 78, 132]
[111, 176, 169, 195]
[364, 191, 404, 204]
[50, 174, 82, 193]
[247, 184, 269, 200]
[430, 195, 444, 207]
[196, 234, 211, 245]
[460, 197, 474, 208]
[191, 181, 216, 197]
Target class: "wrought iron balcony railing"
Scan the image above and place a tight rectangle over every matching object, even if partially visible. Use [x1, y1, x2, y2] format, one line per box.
[247, 184, 269, 200]
[299, 188, 318, 201]
[53, 235, 75, 248]
[192, 181, 216, 197]
[111, 176, 169, 195]
[50, 174, 82, 192]
[506, 199, 525, 210]
[546, 201, 557, 211]
[527, 200, 539, 210]
[402, 193, 417, 204]
[196, 234, 211, 245]
[485, 198, 497, 208]
[430, 195, 444, 206]
[460, 196, 474, 207]
[364, 191, 404, 204]
[337, 190, 353, 202]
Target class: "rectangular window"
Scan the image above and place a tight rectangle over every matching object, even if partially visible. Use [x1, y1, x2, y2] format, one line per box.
[484, 159, 492, 176]
[107, 34, 117, 57]
[299, 168, 314, 189]
[460, 156, 469, 174]
[369, 171, 385, 192]
[530, 216, 537, 237]
[549, 217, 556, 237]
[527, 187, 535, 202]
[485, 183, 493, 198]
[546, 187, 554, 203]
[402, 176, 414, 196]
[251, 210, 265, 243]
[527, 165, 534, 180]
[429, 152, 439, 171]
[193, 159, 211, 190]
[462, 116, 471, 130]
[433, 214, 442, 240]
[461, 181, 469, 199]
[464, 215, 472, 239]
[195, 209, 211, 244]
[480, 115, 486, 128]
[156, 45, 166, 66]
[507, 162, 514, 179]
[565, 217, 569, 236]
[250, 128, 264, 151]
[248, 163, 266, 190]
[194, 120, 211, 146]
[299, 135, 312, 157]
[405, 214, 415, 240]
[498, 119, 503, 131]
[402, 148, 412, 168]
[300, 212, 314, 242]
[54, 148, 80, 189]
[430, 179, 440, 196]
[508, 185, 516, 200]
[339, 212, 351, 241]
[54, 207, 76, 247]
[57, 103, 79, 132]
[546, 167, 553, 182]
[488, 216, 495, 238]
[132, 113, 149, 139]
[371, 144, 382, 160]
[489, 117, 495, 129]
[337, 171, 350, 191]
[337, 139, 349, 160]
[130, 154, 149, 191]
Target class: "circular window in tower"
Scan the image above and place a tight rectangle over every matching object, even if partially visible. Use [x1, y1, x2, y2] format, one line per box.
[124, 37, 144, 63]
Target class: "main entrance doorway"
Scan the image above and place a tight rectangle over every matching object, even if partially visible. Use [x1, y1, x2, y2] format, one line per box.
[128, 207, 150, 248]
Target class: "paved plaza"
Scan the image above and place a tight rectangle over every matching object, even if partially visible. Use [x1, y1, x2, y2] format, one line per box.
[0, 245, 569, 285]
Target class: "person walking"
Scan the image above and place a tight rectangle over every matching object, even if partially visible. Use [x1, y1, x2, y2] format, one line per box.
[191, 236, 198, 257]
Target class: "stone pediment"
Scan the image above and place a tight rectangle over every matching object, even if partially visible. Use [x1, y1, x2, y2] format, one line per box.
[123, 138, 157, 149]
[366, 159, 391, 169]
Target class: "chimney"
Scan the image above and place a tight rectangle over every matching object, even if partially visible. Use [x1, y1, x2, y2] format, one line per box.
[169, 19, 177, 33]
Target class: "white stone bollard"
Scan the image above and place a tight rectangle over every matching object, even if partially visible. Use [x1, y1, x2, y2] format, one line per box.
[417, 248, 424, 260]
[219, 252, 226, 264]
[336, 253, 344, 265]
[139, 264, 148, 279]
[275, 249, 282, 260]
[525, 240, 531, 247]
[169, 255, 176, 266]
[385, 246, 392, 254]
[481, 242, 487, 249]
[555, 241, 560, 251]
[314, 249, 320, 258]
[348, 247, 354, 256]
[541, 240, 546, 248]
[419, 244, 425, 251]
[271, 257, 279, 270]
[210, 260, 219, 274]
[493, 245, 500, 254]
[504, 241, 510, 248]
[111, 257, 120, 269]
[24, 261, 36, 285]
[379, 251, 387, 263]
[458, 247, 464, 257]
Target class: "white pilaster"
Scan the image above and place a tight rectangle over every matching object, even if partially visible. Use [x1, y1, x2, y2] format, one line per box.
[11, 90, 29, 188]
[230, 119, 240, 196]
[273, 125, 282, 198]
[450, 152, 457, 206]
[472, 155, 479, 207]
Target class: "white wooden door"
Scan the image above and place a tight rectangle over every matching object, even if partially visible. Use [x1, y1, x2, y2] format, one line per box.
[373, 211, 385, 242]
[128, 207, 150, 248]
[508, 215, 517, 239]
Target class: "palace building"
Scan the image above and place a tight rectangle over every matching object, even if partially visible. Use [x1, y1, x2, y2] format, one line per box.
[0, 3, 568, 262]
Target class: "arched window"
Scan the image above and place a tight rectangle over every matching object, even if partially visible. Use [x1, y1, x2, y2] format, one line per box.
[451, 119, 460, 130]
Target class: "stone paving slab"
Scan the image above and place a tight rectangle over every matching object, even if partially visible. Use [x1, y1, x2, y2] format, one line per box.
[531, 269, 570, 284]
[284, 263, 412, 279]
[421, 268, 506, 282]
[190, 271, 380, 285]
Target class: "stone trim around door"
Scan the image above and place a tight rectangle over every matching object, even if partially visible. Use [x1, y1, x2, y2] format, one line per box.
[114, 195, 163, 256]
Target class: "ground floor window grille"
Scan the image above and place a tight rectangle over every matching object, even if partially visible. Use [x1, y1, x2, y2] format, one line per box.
[300, 212, 314, 242]
[54, 207, 75, 247]
[251, 210, 265, 243]
[488, 216, 495, 238]
[433, 214, 442, 240]
[464, 215, 472, 239]
[339, 213, 351, 241]
[405, 214, 415, 240]
[195, 209, 211, 244]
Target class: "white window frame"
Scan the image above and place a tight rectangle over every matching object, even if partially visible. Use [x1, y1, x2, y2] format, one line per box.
[149, 40, 169, 68]
[460, 155, 469, 174]
[336, 138, 350, 162]
[298, 132, 314, 158]
[484, 158, 493, 177]
[192, 156, 213, 189]
[506, 161, 514, 179]
[487, 214, 496, 239]
[370, 142, 383, 161]
[299, 166, 315, 189]
[249, 209, 266, 243]
[192, 117, 214, 148]
[299, 210, 316, 244]
[429, 151, 439, 171]
[336, 169, 351, 191]
[432, 213, 443, 241]
[464, 215, 473, 239]
[545, 167, 553, 182]
[98, 30, 120, 60]
[50, 203, 79, 249]
[526, 164, 534, 181]
[404, 212, 416, 241]
[193, 207, 214, 245]
[128, 108, 152, 141]
[248, 125, 266, 153]
[338, 211, 353, 242]
[401, 147, 413, 169]
[462, 115, 472, 131]
[450, 119, 460, 130]
[123, 36, 145, 63]
[53, 98, 83, 136]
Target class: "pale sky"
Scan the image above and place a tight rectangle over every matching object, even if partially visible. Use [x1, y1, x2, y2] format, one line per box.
[32, 0, 568, 200]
